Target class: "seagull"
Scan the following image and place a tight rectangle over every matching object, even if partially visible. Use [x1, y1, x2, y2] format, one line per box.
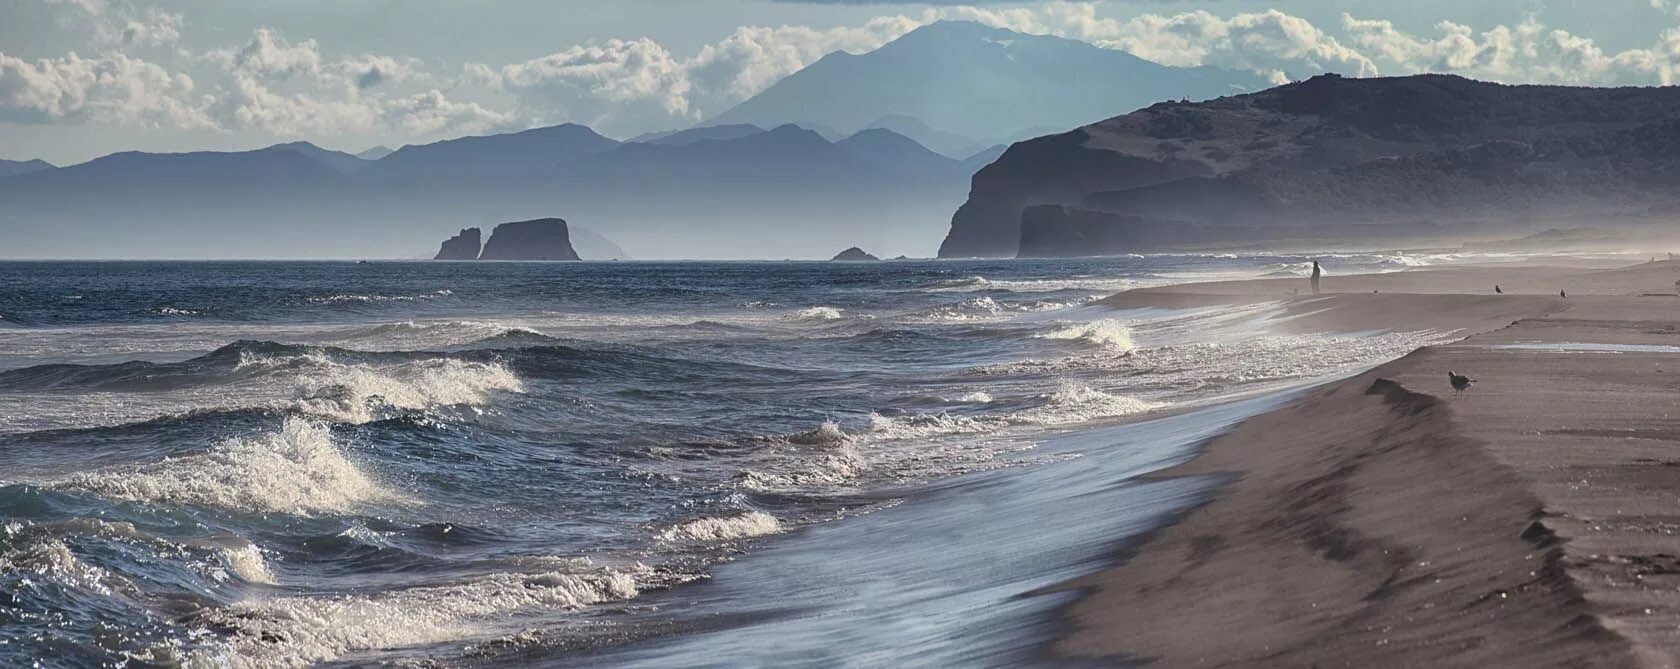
[1494, 284, 1503, 294]
[1448, 370, 1475, 395]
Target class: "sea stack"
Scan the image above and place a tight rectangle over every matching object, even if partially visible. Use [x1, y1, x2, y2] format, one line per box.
[478, 218, 581, 261]
[434, 228, 482, 260]
[832, 247, 880, 261]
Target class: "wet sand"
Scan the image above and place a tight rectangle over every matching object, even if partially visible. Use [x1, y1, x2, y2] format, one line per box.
[1059, 260, 1680, 666]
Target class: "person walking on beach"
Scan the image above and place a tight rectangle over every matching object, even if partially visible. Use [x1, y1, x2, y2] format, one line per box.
[1310, 261, 1322, 295]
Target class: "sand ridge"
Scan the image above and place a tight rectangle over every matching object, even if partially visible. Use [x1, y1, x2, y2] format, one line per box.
[1057, 261, 1680, 667]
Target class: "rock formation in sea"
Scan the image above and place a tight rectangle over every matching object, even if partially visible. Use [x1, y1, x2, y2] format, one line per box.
[433, 228, 482, 260]
[478, 218, 581, 261]
[832, 247, 880, 261]
[939, 73, 1680, 258]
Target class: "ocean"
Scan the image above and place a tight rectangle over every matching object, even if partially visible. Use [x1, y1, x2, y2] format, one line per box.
[0, 256, 1455, 667]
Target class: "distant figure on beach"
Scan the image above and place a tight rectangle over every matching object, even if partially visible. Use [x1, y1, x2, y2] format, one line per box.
[1494, 284, 1503, 294]
[1560, 289, 1568, 298]
[1310, 261, 1322, 295]
[1448, 370, 1475, 395]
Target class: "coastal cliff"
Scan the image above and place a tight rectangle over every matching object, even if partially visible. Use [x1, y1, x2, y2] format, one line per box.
[940, 74, 1680, 258]
[433, 227, 482, 260]
[478, 218, 581, 261]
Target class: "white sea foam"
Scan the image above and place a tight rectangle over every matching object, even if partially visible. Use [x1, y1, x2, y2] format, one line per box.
[215, 544, 276, 585]
[930, 275, 1145, 293]
[1010, 384, 1161, 426]
[304, 290, 453, 305]
[867, 412, 988, 440]
[736, 447, 867, 493]
[61, 417, 407, 515]
[785, 420, 850, 446]
[789, 306, 844, 321]
[153, 307, 204, 317]
[286, 357, 526, 424]
[1036, 319, 1136, 352]
[956, 391, 994, 404]
[185, 564, 645, 669]
[658, 511, 782, 542]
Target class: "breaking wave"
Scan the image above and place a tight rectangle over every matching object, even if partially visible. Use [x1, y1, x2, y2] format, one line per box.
[281, 356, 525, 424]
[658, 512, 782, 542]
[60, 416, 407, 515]
[187, 562, 647, 668]
[1036, 319, 1136, 352]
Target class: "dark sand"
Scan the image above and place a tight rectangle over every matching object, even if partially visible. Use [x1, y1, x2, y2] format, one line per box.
[1058, 260, 1680, 666]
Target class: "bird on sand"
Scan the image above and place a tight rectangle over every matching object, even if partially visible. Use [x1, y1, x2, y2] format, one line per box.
[1495, 284, 1503, 294]
[1560, 289, 1568, 298]
[1448, 371, 1475, 395]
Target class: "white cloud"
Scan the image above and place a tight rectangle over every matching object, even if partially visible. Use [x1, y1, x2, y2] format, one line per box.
[381, 90, 515, 135]
[0, 50, 210, 127]
[493, 37, 692, 133]
[686, 16, 919, 107]
[480, 17, 917, 135]
[44, 0, 183, 47]
[1343, 13, 1680, 85]
[206, 28, 322, 80]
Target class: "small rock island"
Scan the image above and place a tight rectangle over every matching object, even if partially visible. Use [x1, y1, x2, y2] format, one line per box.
[433, 228, 482, 260]
[831, 247, 880, 261]
[433, 218, 581, 261]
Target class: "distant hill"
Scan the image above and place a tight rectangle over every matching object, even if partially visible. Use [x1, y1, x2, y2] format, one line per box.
[959, 144, 1008, 175]
[0, 158, 54, 178]
[8, 143, 348, 190]
[569, 226, 631, 260]
[708, 21, 1267, 147]
[860, 114, 984, 159]
[356, 145, 394, 160]
[836, 128, 962, 176]
[632, 124, 764, 146]
[941, 74, 1680, 258]
[368, 123, 619, 182]
[265, 141, 369, 174]
[0, 122, 974, 259]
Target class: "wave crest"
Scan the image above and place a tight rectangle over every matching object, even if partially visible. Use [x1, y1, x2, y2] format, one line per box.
[1037, 319, 1136, 352]
[788, 306, 844, 321]
[61, 417, 407, 515]
[658, 512, 782, 542]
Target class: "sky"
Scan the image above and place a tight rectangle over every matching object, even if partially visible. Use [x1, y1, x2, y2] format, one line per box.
[4, 0, 1680, 165]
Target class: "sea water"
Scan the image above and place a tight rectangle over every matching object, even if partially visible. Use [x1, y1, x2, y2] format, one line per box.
[0, 255, 1454, 667]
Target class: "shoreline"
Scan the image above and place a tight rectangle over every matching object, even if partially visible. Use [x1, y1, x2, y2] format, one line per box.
[1055, 261, 1680, 665]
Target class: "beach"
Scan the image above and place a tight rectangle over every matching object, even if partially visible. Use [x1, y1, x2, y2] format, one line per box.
[1059, 260, 1680, 666]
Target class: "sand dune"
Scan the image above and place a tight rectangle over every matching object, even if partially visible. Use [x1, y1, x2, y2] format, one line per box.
[1058, 262, 1680, 666]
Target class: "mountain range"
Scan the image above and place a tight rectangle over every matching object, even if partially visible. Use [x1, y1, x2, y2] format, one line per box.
[0, 20, 1282, 259]
[0, 122, 979, 259]
[941, 74, 1680, 258]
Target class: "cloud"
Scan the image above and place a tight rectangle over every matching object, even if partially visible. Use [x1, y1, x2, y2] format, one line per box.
[492, 37, 692, 134]
[479, 17, 917, 135]
[205, 28, 321, 80]
[339, 54, 423, 91]
[0, 50, 210, 127]
[44, 0, 183, 47]
[685, 17, 919, 108]
[1342, 13, 1680, 85]
[381, 90, 516, 135]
